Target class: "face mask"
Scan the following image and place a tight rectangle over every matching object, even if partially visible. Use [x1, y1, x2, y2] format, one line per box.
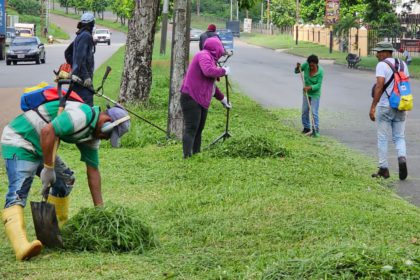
[101, 115, 130, 134]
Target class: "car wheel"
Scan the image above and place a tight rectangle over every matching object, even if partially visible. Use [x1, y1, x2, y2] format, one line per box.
[41, 56, 46, 64]
[36, 55, 40, 64]
[6, 60, 11, 65]
[13, 61, 17, 65]
[108, 41, 111, 46]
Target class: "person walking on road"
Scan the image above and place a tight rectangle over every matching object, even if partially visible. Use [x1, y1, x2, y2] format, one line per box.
[180, 37, 231, 158]
[65, 12, 96, 106]
[1, 100, 130, 260]
[399, 48, 412, 66]
[370, 41, 409, 180]
[294, 55, 324, 136]
[199, 24, 219, 51]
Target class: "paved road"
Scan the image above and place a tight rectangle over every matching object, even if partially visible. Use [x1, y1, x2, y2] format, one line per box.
[228, 40, 420, 206]
[0, 14, 126, 128]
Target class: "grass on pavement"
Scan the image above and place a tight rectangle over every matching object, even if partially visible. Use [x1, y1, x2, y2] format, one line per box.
[0, 35, 419, 278]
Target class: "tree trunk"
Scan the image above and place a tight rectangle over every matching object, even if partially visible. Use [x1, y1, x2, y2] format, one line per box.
[196, 0, 200, 15]
[119, 0, 160, 103]
[167, 0, 191, 139]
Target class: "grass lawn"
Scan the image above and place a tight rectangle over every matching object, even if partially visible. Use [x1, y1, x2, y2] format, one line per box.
[6, 8, 70, 42]
[240, 33, 420, 79]
[51, 9, 128, 33]
[0, 34, 419, 278]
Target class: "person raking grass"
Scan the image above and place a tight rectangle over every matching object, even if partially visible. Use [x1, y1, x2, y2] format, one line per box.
[294, 55, 324, 137]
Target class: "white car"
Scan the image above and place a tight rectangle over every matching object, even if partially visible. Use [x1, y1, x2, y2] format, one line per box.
[93, 29, 111, 45]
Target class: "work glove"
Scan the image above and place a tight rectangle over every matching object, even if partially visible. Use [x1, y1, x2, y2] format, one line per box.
[40, 166, 56, 199]
[221, 97, 232, 109]
[83, 78, 92, 88]
[71, 74, 83, 84]
[222, 66, 230, 76]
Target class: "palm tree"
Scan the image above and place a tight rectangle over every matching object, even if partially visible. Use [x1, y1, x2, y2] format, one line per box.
[333, 15, 360, 52]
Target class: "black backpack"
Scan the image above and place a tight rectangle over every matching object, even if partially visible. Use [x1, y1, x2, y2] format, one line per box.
[64, 42, 74, 66]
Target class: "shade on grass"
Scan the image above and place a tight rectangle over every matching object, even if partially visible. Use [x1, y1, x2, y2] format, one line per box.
[61, 204, 157, 254]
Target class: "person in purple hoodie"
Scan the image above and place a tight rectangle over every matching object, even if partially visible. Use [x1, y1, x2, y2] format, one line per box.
[180, 37, 231, 158]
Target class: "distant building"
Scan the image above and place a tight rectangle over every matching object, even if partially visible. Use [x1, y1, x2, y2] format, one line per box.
[393, 0, 420, 15]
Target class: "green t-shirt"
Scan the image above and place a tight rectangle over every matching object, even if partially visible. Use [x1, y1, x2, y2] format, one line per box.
[295, 62, 324, 99]
[1, 101, 101, 168]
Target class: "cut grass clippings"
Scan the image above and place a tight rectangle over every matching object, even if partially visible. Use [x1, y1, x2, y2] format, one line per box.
[61, 204, 157, 254]
[209, 134, 289, 158]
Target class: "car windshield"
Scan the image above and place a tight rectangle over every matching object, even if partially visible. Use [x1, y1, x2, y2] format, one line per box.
[95, 30, 109, 34]
[12, 38, 37, 46]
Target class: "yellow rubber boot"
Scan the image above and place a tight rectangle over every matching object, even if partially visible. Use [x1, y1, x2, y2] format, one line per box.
[47, 195, 70, 228]
[2, 205, 43, 261]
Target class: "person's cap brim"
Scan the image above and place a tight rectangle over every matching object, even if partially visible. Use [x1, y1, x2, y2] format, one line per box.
[373, 47, 395, 52]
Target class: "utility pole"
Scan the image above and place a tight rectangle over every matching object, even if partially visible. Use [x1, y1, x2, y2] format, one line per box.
[230, 0, 233, 21]
[40, 0, 45, 37]
[160, 0, 169, 55]
[266, 0, 270, 31]
[236, 0, 239, 20]
[295, 0, 299, 45]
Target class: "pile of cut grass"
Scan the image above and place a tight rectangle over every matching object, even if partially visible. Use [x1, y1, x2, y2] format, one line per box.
[61, 204, 157, 254]
[209, 134, 289, 158]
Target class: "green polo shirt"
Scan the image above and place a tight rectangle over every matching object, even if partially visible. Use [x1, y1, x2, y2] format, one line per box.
[1, 101, 101, 168]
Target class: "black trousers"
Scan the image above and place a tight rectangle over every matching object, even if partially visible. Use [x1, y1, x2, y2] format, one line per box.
[180, 94, 208, 158]
[73, 83, 94, 106]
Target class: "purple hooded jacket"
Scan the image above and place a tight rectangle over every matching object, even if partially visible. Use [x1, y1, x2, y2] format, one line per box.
[180, 37, 227, 109]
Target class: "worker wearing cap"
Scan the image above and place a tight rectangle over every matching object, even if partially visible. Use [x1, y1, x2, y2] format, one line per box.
[68, 12, 96, 106]
[370, 41, 409, 180]
[199, 24, 219, 51]
[1, 100, 130, 261]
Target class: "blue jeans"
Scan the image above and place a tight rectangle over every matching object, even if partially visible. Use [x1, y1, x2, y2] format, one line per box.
[376, 106, 407, 168]
[4, 155, 75, 208]
[302, 94, 320, 131]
